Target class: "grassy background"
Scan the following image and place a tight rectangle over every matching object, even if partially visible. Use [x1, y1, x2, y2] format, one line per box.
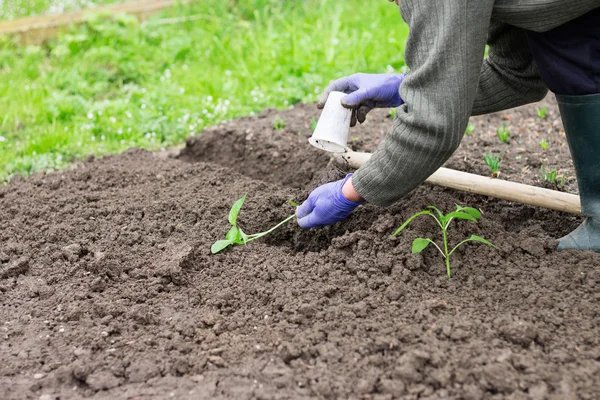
[0, 0, 409, 181]
[0, 0, 121, 20]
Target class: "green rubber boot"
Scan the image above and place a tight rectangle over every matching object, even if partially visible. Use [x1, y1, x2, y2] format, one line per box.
[556, 93, 600, 252]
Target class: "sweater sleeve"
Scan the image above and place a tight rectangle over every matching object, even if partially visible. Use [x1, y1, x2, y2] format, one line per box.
[471, 20, 548, 116]
[352, 0, 494, 206]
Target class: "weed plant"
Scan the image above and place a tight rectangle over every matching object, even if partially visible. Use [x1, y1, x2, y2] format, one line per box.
[540, 167, 565, 185]
[464, 123, 475, 135]
[536, 106, 547, 119]
[496, 123, 510, 143]
[272, 115, 286, 130]
[483, 152, 501, 178]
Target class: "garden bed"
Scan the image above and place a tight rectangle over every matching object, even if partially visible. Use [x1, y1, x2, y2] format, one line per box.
[1, 96, 599, 399]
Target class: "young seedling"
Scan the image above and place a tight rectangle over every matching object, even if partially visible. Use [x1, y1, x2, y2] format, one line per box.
[273, 115, 286, 130]
[389, 108, 397, 119]
[310, 118, 317, 132]
[483, 152, 501, 178]
[464, 123, 475, 135]
[211, 195, 295, 254]
[540, 166, 565, 185]
[536, 106, 547, 119]
[496, 123, 510, 143]
[540, 138, 548, 151]
[391, 205, 496, 279]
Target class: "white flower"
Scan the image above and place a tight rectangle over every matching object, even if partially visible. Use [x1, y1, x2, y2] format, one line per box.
[109, 117, 116, 123]
[0, 136, 6, 142]
[141, 104, 146, 109]
[87, 112, 94, 119]
[126, 111, 132, 119]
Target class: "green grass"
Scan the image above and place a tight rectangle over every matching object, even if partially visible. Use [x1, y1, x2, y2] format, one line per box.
[0, 0, 409, 181]
[0, 0, 121, 20]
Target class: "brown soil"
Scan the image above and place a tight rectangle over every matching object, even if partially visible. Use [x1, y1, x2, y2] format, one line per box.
[1, 95, 599, 400]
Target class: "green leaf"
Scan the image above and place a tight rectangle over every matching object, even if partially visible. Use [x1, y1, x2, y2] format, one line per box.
[391, 210, 433, 237]
[444, 211, 477, 222]
[288, 200, 299, 207]
[456, 205, 481, 219]
[226, 226, 240, 241]
[412, 238, 431, 253]
[211, 240, 233, 254]
[468, 235, 496, 248]
[427, 206, 444, 220]
[228, 195, 247, 226]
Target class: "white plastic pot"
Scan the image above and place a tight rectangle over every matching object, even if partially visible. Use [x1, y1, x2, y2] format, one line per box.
[309, 91, 351, 153]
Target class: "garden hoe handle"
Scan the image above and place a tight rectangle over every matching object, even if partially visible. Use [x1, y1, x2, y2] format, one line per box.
[338, 150, 582, 215]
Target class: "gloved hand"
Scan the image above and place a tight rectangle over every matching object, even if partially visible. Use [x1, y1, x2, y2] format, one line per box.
[317, 73, 406, 126]
[297, 174, 364, 229]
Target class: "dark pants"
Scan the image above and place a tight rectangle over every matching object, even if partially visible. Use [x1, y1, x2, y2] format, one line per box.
[526, 7, 600, 96]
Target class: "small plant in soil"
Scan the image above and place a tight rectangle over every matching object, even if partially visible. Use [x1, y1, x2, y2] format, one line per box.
[540, 167, 565, 185]
[496, 123, 510, 143]
[391, 205, 496, 279]
[211, 195, 295, 254]
[389, 108, 397, 119]
[540, 138, 548, 151]
[536, 106, 547, 119]
[310, 118, 317, 132]
[464, 122, 475, 135]
[273, 115, 286, 130]
[483, 152, 501, 178]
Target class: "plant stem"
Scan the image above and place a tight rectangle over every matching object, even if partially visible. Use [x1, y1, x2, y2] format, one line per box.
[442, 228, 451, 279]
[246, 214, 295, 242]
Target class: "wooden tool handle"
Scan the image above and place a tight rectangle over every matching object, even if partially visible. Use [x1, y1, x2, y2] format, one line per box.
[338, 150, 582, 215]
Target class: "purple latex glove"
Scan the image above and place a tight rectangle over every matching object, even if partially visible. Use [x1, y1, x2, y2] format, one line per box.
[297, 174, 364, 229]
[317, 73, 406, 126]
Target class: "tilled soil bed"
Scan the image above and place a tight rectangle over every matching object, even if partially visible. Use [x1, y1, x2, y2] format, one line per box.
[1, 95, 599, 400]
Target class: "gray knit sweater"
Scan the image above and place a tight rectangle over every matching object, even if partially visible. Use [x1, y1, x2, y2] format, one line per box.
[352, 0, 600, 206]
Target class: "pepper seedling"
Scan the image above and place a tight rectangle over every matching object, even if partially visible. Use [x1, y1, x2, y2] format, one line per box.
[211, 195, 296, 254]
[391, 205, 496, 279]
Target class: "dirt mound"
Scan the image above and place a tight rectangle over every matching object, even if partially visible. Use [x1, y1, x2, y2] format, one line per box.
[1, 97, 599, 399]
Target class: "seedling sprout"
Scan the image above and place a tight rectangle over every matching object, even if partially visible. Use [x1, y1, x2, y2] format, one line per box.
[540, 138, 548, 151]
[483, 152, 501, 178]
[536, 106, 547, 119]
[496, 123, 510, 143]
[540, 167, 565, 185]
[310, 118, 317, 132]
[465, 123, 475, 135]
[391, 205, 496, 279]
[273, 115, 286, 130]
[211, 195, 295, 254]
